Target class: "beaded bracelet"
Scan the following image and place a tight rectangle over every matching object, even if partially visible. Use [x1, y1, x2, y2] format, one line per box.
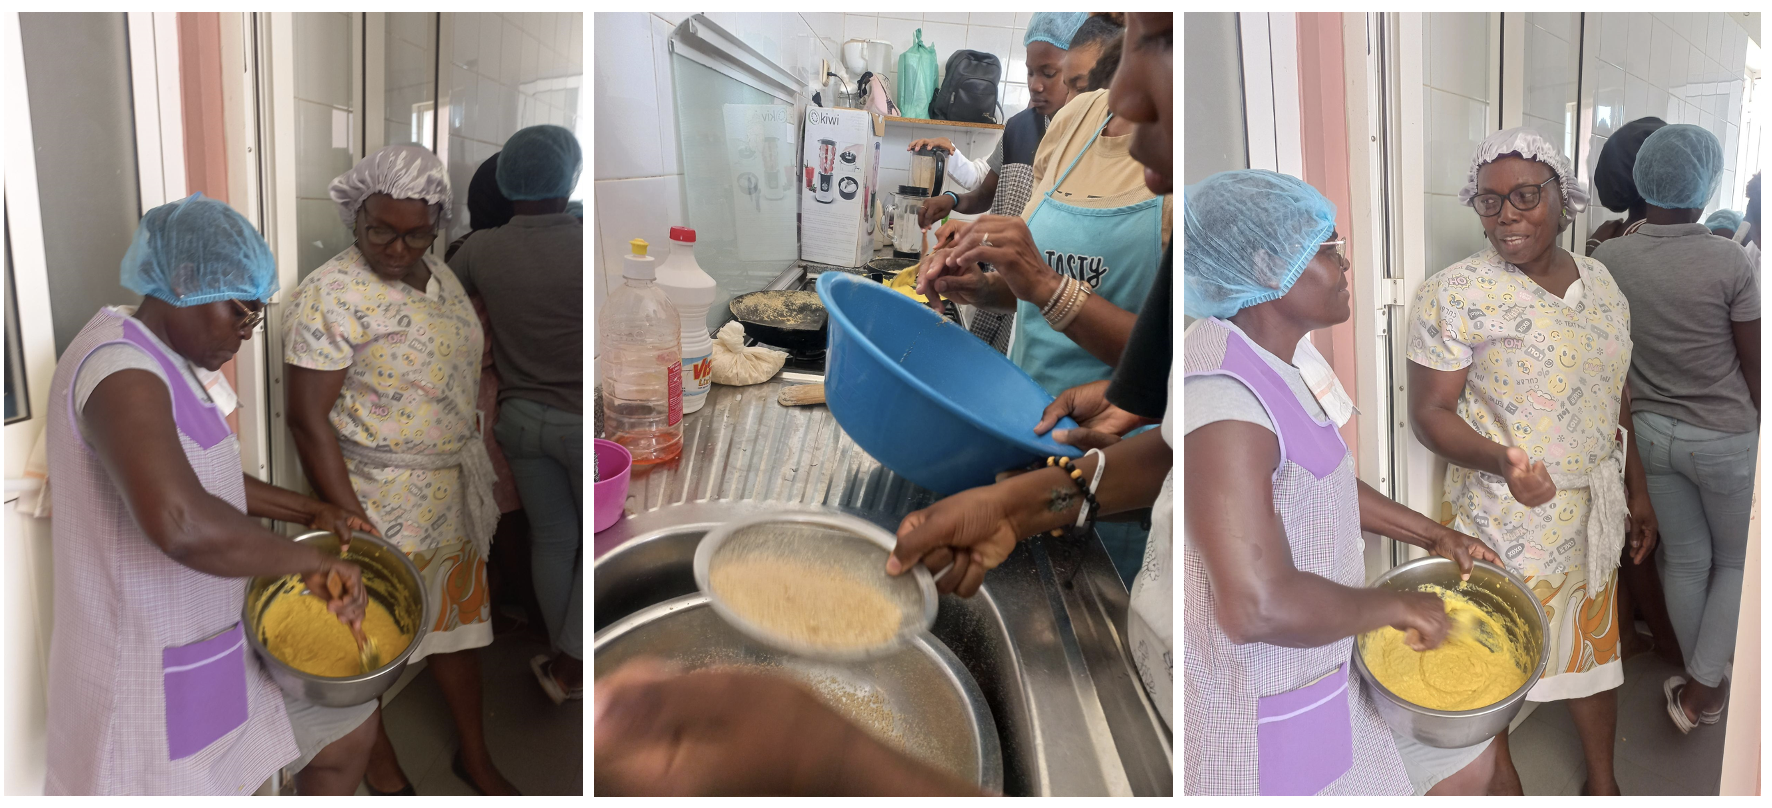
[1050, 282, 1093, 331]
[1043, 455, 1100, 537]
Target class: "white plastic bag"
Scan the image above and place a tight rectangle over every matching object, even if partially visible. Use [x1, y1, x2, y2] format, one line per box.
[710, 321, 787, 386]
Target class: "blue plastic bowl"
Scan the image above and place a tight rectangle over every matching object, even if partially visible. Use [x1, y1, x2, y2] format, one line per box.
[816, 272, 1082, 496]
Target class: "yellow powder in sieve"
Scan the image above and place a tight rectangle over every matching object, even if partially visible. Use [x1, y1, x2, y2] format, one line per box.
[263, 592, 412, 677]
[710, 558, 902, 650]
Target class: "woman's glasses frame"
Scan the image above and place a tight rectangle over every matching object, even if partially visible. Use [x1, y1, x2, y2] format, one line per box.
[1470, 175, 1560, 218]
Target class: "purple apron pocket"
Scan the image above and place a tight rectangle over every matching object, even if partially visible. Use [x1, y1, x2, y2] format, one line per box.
[1256, 663, 1354, 796]
[163, 623, 251, 761]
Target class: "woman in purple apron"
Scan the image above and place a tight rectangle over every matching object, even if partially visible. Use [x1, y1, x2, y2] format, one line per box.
[43, 194, 379, 795]
[1181, 171, 1502, 795]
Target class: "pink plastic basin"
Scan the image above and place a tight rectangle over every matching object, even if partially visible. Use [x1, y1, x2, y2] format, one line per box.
[593, 439, 633, 533]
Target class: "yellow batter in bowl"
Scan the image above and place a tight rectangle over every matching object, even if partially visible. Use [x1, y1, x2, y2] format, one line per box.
[262, 591, 413, 678]
[1360, 584, 1531, 712]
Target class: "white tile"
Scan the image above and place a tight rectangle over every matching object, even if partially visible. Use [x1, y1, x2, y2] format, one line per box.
[843, 13, 877, 42]
[1523, 24, 1575, 122]
[1014, 12, 1033, 29]
[1529, 12, 1577, 44]
[966, 26, 1014, 70]
[501, 18, 524, 86]
[920, 21, 969, 72]
[969, 13, 1014, 28]
[1426, 12, 1491, 101]
[569, 20, 584, 70]
[925, 13, 969, 26]
[593, 11, 662, 180]
[803, 12, 842, 44]
[1425, 88, 1491, 196]
[881, 11, 923, 22]
[1425, 193, 1486, 275]
[294, 12, 354, 108]
[652, 12, 690, 27]
[478, 11, 503, 79]
[1597, 12, 1626, 70]
[1007, 32, 1026, 83]
[1649, 19, 1674, 90]
[520, 35, 541, 84]
[1687, 46, 1705, 86]
[880, 127, 913, 171]
[1584, 133, 1607, 190]
[591, 196, 607, 316]
[452, 12, 480, 70]
[1590, 59, 1626, 137]
[1706, 13, 1725, 57]
[1624, 13, 1652, 80]
[1624, 73, 1649, 125]
[594, 176, 673, 292]
[651, 15, 680, 177]
[1001, 81, 1028, 118]
[1522, 114, 1565, 159]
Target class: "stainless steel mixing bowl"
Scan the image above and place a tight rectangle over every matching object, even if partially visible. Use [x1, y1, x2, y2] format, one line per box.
[1353, 557, 1549, 749]
[243, 531, 430, 708]
[595, 593, 1003, 793]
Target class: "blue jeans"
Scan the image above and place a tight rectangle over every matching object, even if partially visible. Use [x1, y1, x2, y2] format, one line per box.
[1632, 410, 1757, 688]
[495, 397, 583, 660]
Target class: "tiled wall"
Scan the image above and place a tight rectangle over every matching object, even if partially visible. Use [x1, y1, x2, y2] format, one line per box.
[593, 12, 1038, 328]
[1422, 13, 1494, 276]
[292, 12, 362, 279]
[384, 13, 438, 149]
[444, 12, 585, 243]
[1576, 12, 1751, 228]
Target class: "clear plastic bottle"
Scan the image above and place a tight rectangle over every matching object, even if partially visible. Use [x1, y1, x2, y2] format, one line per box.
[599, 238, 683, 464]
[654, 226, 719, 414]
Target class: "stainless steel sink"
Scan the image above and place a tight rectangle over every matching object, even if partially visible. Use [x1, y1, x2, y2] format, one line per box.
[594, 500, 1172, 795]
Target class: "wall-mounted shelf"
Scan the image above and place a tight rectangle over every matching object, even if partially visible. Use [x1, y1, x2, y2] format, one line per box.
[883, 115, 1004, 131]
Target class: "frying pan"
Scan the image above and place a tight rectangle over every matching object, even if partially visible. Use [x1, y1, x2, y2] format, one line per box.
[728, 290, 827, 353]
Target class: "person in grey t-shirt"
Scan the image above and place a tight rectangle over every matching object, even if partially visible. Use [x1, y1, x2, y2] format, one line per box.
[1593, 124, 1758, 734]
[447, 125, 585, 705]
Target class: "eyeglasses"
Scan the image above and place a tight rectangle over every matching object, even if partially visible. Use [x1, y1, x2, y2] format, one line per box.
[362, 224, 438, 251]
[1470, 176, 1560, 218]
[1320, 238, 1348, 263]
[231, 299, 265, 333]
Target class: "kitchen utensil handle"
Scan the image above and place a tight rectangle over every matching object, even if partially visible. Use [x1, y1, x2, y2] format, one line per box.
[778, 384, 827, 406]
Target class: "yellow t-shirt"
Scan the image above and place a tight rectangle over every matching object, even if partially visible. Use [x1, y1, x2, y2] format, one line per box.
[1021, 89, 1173, 248]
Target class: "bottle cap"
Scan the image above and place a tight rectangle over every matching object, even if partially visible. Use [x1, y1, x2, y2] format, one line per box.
[624, 239, 656, 280]
[669, 226, 696, 243]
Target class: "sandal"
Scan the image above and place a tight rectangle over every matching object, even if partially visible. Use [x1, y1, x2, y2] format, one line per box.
[530, 654, 582, 704]
[1699, 677, 1729, 725]
[1663, 676, 1699, 734]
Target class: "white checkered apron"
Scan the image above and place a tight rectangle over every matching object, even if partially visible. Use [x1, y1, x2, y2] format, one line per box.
[1183, 320, 1411, 795]
[44, 309, 297, 794]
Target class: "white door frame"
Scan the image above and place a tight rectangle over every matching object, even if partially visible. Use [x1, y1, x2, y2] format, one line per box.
[127, 12, 189, 210]
[1239, 12, 1306, 179]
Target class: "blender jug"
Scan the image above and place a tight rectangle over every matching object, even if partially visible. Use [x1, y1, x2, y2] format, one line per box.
[909, 146, 947, 195]
[892, 185, 929, 258]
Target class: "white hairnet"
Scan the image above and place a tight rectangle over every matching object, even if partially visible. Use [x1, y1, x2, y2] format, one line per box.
[1458, 127, 1589, 216]
[328, 144, 453, 230]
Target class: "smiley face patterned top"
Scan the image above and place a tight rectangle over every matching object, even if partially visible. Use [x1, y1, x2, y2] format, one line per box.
[284, 245, 484, 552]
[1407, 246, 1632, 576]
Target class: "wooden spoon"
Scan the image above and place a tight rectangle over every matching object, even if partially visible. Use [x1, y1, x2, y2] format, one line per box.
[778, 384, 826, 407]
[326, 569, 381, 672]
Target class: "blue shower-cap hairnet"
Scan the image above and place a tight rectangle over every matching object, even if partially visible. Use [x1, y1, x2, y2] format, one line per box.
[1025, 13, 1089, 49]
[1704, 209, 1744, 232]
[1184, 170, 1338, 320]
[329, 143, 453, 230]
[496, 125, 583, 201]
[1634, 124, 1724, 211]
[120, 193, 278, 307]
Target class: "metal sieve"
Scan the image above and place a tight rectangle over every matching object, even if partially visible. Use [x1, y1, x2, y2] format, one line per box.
[692, 511, 939, 662]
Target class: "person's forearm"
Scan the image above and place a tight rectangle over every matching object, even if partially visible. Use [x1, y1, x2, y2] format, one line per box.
[1412, 405, 1508, 475]
[242, 474, 320, 524]
[1004, 428, 1172, 537]
[141, 490, 333, 579]
[1621, 388, 1649, 496]
[954, 172, 997, 215]
[1057, 295, 1140, 366]
[287, 416, 366, 514]
[1357, 479, 1451, 550]
[1227, 568, 1411, 648]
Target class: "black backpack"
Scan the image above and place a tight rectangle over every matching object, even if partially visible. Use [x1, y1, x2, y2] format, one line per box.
[929, 50, 1001, 124]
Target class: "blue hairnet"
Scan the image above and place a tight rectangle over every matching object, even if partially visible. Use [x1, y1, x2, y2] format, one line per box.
[1634, 124, 1723, 210]
[329, 144, 453, 230]
[496, 125, 583, 201]
[1025, 13, 1088, 49]
[1184, 170, 1337, 320]
[1704, 209, 1744, 232]
[120, 193, 278, 307]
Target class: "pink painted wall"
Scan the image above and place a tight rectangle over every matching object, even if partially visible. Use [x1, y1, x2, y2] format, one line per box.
[1296, 13, 1361, 462]
[176, 13, 240, 435]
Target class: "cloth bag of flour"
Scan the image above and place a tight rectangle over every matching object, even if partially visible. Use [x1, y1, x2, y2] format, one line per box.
[710, 321, 787, 386]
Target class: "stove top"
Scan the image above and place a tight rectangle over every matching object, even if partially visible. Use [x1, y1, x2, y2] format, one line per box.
[743, 263, 959, 377]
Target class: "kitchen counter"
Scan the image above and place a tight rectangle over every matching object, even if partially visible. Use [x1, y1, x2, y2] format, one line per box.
[594, 376, 1172, 795]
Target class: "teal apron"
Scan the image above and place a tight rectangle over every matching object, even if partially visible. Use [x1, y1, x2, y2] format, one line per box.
[1008, 113, 1165, 397]
[1009, 113, 1165, 586]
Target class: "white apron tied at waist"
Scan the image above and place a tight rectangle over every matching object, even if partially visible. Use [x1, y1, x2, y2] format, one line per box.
[1545, 445, 1628, 589]
[338, 429, 500, 559]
